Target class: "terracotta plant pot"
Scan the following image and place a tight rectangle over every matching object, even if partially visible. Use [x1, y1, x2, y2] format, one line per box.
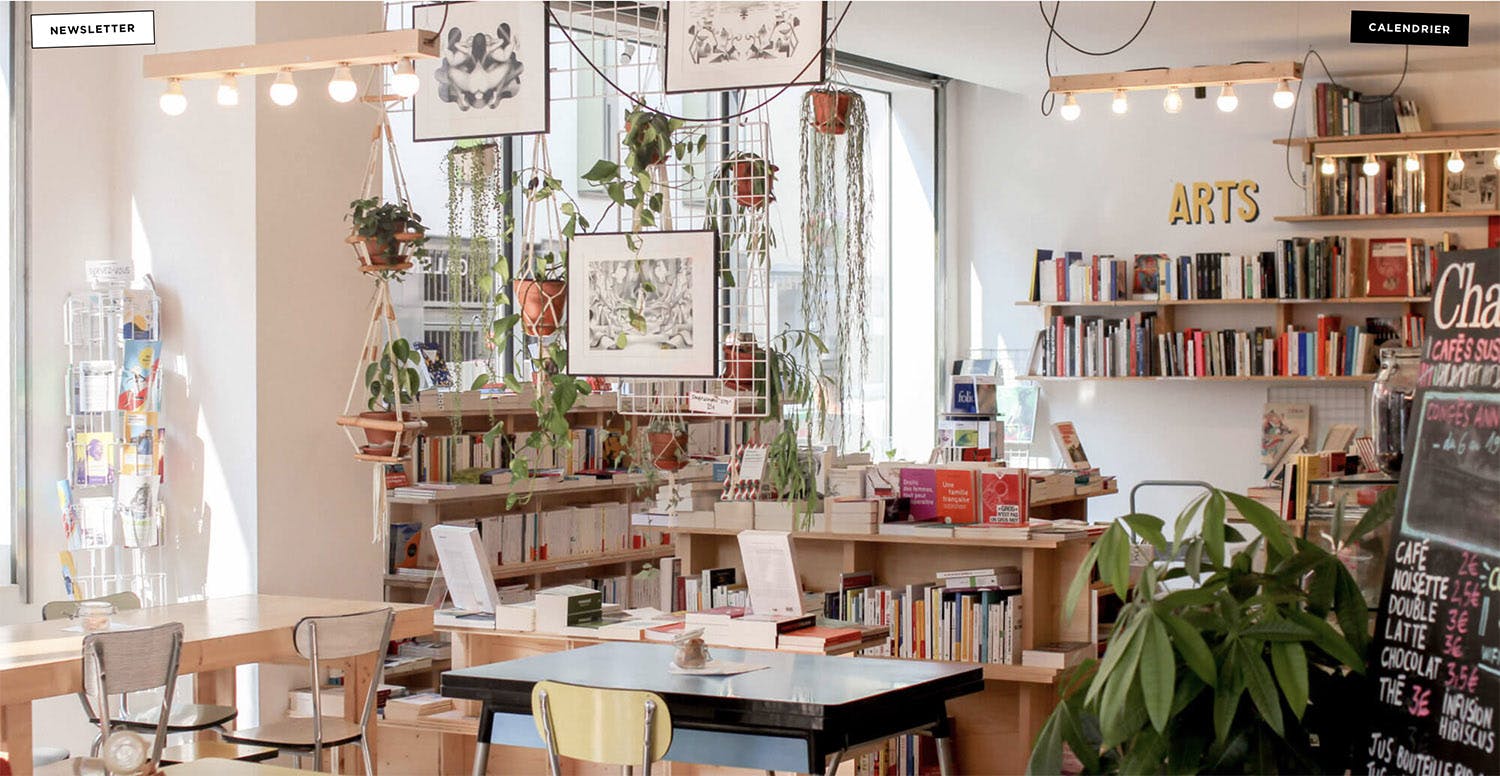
[731, 160, 775, 208]
[358, 411, 411, 456]
[721, 335, 763, 390]
[649, 431, 689, 472]
[810, 91, 853, 135]
[516, 279, 566, 336]
[354, 225, 423, 267]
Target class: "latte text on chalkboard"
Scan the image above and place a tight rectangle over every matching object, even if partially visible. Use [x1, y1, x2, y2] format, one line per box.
[1168, 180, 1259, 225]
[1351, 10, 1470, 48]
[1365, 249, 1500, 776]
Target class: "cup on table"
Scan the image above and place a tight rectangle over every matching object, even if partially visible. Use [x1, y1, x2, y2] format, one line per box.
[75, 600, 116, 632]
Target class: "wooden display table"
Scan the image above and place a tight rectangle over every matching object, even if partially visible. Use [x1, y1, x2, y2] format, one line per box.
[0, 595, 432, 776]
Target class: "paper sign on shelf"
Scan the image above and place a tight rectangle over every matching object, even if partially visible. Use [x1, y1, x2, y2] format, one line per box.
[687, 392, 736, 416]
[84, 261, 132, 289]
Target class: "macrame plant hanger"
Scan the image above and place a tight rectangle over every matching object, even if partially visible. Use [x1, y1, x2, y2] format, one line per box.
[336, 104, 428, 542]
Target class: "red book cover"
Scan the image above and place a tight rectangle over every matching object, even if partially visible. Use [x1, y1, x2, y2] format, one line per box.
[934, 468, 978, 524]
[780, 625, 861, 646]
[1055, 259, 1068, 302]
[1194, 331, 1206, 377]
[900, 467, 939, 521]
[1365, 238, 1413, 297]
[1315, 315, 1340, 376]
[1090, 256, 1101, 301]
[1055, 317, 1066, 376]
[980, 469, 1030, 525]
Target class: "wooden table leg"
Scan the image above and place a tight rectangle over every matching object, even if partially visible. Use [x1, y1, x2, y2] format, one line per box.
[193, 667, 237, 742]
[1, 701, 34, 776]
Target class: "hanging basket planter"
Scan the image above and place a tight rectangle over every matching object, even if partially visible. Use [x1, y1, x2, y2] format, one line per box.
[728, 154, 778, 208]
[346, 218, 427, 272]
[721, 332, 765, 391]
[347, 117, 427, 273]
[516, 279, 567, 336]
[649, 431, 690, 472]
[810, 88, 856, 135]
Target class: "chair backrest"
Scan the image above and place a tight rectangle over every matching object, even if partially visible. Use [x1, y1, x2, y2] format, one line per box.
[292, 608, 394, 733]
[530, 680, 672, 769]
[82, 622, 183, 765]
[42, 591, 143, 621]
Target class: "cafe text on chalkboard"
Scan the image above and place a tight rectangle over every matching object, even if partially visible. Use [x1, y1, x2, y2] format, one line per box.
[1365, 249, 1500, 776]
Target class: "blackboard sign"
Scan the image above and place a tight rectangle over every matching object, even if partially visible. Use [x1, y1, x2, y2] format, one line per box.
[1365, 249, 1500, 775]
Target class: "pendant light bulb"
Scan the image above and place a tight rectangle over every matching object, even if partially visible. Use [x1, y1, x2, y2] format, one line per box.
[1319, 157, 1336, 176]
[1216, 83, 1238, 113]
[216, 73, 239, 107]
[1272, 79, 1295, 109]
[1446, 150, 1465, 174]
[1492, 149, 1499, 168]
[1404, 153, 1421, 173]
[391, 58, 420, 98]
[1362, 155, 1380, 177]
[1111, 89, 1128, 115]
[269, 69, 298, 107]
[328, 64, 357, 103]
[159, 79, 187, 116]
[1162, 86, 1183, 114]
[1059, 93, 1080, 121]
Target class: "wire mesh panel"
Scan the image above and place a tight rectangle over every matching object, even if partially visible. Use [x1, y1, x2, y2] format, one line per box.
[1267, 384, 1372, 452]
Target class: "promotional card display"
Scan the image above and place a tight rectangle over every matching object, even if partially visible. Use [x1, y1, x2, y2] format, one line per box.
[1050, 422, 1091, 470]
[118, 339, 161, 411]
[1364, 249, 1499, 776]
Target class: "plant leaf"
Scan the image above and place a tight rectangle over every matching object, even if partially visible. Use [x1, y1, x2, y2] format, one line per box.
[1347, 486, 1398, 545]
[581, 159, 619, 182]
[1122, 513, 1168, 552]
[1212, 648, 1245, 744]
[1225, 490, 1292, 561]
[1062, 539, 1102, 625]
[1087, 614, 1143, 706]
[1203, 490, 1227, 568]
[1140, 616, 1175, 732]
[1287, 609, 1364, 671]
[1097, 523, 1131, 598]
[1238, 641, 1284, 735]
[1270, 641, 1309, 719]
[1157, 608, 1216, 683]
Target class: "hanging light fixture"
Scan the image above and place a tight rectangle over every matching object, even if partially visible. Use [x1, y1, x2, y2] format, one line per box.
[1111, 89, 1128, 115]
[391, 58, 420, 98]
[1215, 83, 1238, 113]
[1447, 150, 1465, 174]
[1059, 93, 1081, 121]
[159, 78, 187, 116]
[1492, 149, 1499, 168]
[1362, 155, 1381, 177]
[1320, 157, 1336, 176]
[327, 63, 357, 103]
[269, 69, 298, 106]
[1272, 79, 1295, 109]
[1162, 86, 1183, 114]
[216, 73, 239, 107]
[1404, 153, 1421, 172]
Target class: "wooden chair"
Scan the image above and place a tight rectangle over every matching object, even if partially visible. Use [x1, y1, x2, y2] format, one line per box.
[43, 593, 240, 741]
[221, 608, 395, 773]
[37, 623, 184, 775]
[529, 680, 673, 776]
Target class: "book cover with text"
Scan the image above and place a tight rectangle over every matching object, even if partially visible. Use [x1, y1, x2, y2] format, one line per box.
[934, 468, 978, 524]
[899, 467, 938, 521]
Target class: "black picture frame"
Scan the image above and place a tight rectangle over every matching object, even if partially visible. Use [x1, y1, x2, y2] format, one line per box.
[662, 1, 828, 95]
[412, 0, 552, 142]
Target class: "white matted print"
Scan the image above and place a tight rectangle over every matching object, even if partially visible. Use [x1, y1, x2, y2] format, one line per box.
[567, 231, 719, 377]
[412, 1, 549, 141]
[664, 1, 826, 94]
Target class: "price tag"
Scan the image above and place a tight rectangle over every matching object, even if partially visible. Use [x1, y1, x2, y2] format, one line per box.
[687, 392, 736, 416]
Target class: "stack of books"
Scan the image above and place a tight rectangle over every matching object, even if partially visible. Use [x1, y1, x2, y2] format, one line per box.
[827, 498, 883, 534]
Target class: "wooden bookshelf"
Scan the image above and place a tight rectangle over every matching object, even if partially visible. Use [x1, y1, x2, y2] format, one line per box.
[1273, 128, 1500, 153]
[1275, 211, 1500, 223]
[669, 525, 1091, 550]
[1018, 296, 1430, 308]
[1026, 374, 1375, 383]
[383, 544, 676, 591]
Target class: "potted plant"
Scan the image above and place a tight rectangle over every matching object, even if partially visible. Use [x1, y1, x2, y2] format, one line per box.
[515, 249, 567, 336]
[724, 152, 777, 208]
[722, 332, 764, 390]
[809, 86, 857, 135]
[581, 105, 706, 241]
[346, 197, 428, 268]
[1027, 488, 1396, 775]
[646, 418, 690, 472]
[361, 338, 423, 455]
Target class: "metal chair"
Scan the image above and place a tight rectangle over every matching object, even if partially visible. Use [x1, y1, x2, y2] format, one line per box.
[528, 680, 672, 776]
[37, 622, 185, 775]
[43, 593, 240, 742]
[221, 608, 395, 774]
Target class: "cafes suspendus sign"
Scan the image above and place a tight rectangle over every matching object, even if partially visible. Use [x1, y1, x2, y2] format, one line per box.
[1365, 249, 1500, 776]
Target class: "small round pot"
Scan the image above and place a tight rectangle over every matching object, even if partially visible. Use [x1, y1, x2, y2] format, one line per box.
[731, 160, 774, 208]
[649, 431, 689, 472]
[721, 337, 763, 391]
[358, 411, 411, 456]
[354, 225, 423, 267]
[516, 279, 566, 336]
[810, 91, 853, 135]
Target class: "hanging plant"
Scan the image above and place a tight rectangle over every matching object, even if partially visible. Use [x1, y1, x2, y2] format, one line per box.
[443, 140, 505, 431]
[346, 197, 428, 270]
[800, 85, 871, 447]
[360, 338, 423, 456]
[645, 417, 690, 472]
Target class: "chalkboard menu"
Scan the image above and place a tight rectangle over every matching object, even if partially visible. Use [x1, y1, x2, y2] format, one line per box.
[1365, 249, 1500, 775]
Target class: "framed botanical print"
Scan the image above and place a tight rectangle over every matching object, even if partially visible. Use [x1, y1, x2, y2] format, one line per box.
[567, 230, 719, 377]
[663, 1, 827, 94]
[412, 1, 550, 141]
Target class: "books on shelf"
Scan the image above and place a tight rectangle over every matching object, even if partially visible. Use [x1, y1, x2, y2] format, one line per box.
[1312, 84, 1411, 137]
[1445, 151, 1499, 211]
[383, 692, 453, 720]
[1021, 641, 1095, 669]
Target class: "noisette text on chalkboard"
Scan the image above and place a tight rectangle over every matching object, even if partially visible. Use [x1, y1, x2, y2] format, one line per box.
[1365, 249, 1500, 776]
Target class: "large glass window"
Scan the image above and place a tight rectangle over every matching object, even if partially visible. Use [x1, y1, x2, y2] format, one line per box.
[3, 3, 20, 589]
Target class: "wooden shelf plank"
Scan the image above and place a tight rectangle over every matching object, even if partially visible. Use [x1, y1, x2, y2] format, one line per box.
[1025, 375, 1374, 383]
[389, 474, 713, 506]
[383, 545, 675, 587]
[669, 526, 1095, 550]
[1016, 296, 1431, 308]
[1275, 211, 1499, 223]
[1274, 129, 1500, 147]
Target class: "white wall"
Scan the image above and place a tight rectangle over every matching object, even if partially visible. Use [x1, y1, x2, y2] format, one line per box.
[947, 68, 1497, 518]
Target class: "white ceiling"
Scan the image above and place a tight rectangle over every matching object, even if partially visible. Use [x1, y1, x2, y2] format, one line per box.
[837, 1, 1500, 93]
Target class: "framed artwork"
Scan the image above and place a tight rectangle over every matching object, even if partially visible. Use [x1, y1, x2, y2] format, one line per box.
[567, 230, 719, 377]
[663, 1, 827, 94]
[1443, 150, 1498, 212]
[412, 1, 550, 142]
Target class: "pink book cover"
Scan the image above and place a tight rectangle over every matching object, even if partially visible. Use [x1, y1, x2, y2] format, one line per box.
[900, 467, 938, 521]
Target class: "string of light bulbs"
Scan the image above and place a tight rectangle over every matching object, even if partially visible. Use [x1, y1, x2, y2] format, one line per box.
[1323, 148, 1500, 178]
[158, 57, 421, 115]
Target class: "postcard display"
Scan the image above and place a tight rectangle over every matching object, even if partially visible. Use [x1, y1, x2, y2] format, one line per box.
[1363, 249, 1499, 775]
[62, 273, 167, 603]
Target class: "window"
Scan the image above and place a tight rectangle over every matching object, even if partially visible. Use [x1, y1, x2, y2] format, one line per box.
[382, 4, 941, 459]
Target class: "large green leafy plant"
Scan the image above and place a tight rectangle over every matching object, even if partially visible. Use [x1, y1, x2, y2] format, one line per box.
[365, 338, 422, 414]
[1029, 488, 1395, 775]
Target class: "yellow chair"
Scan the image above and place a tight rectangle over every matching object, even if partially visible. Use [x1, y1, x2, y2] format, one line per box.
[529, 681, 672, 776]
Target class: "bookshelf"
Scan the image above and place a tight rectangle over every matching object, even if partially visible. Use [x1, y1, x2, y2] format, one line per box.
[383, 544, 677, 590]
[1276, 211, 1500, 223]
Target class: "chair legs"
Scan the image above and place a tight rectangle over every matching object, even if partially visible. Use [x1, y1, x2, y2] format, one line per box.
[360, 739, 374, 776]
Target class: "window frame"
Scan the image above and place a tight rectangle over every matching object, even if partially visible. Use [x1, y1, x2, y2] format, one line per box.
[9, 0, 30, 599]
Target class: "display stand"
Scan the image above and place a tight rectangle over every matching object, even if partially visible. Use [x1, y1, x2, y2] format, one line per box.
[61, 268, 166, 604]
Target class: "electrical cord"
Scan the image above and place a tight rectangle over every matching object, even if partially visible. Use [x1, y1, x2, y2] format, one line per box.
[1282, 45, 1411, 189]
[546, 1, 856, 124]
[1038, 1, 1157, 116]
